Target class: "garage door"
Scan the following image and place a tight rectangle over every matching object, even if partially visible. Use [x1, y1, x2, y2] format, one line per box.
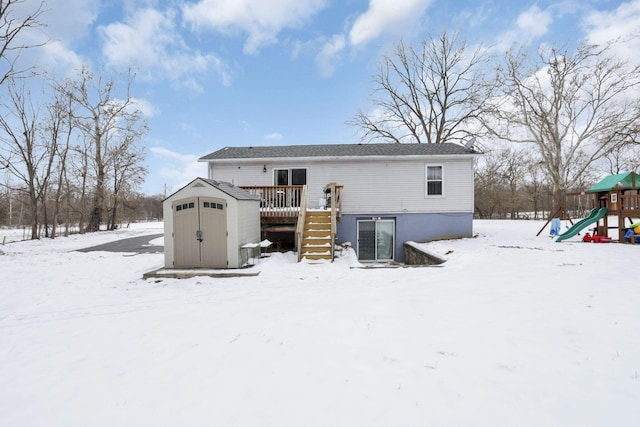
[173, 197, 227, 268]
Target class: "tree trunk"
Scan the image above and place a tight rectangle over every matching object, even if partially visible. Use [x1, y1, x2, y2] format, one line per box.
[87, 132, 104, 232]
[29, 195, 38, 239]
[109, 198, 118, 230]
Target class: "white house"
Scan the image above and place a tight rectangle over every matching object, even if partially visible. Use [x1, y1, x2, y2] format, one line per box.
[199, 143, 476, 263]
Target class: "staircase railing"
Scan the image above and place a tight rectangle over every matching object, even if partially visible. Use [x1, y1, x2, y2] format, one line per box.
[295, 185, 308, 262]
[326, 182, 338, 261]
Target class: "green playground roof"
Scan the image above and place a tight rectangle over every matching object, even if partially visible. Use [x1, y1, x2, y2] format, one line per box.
[589, 172, 640, 192]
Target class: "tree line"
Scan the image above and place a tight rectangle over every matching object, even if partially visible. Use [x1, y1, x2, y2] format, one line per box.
[349, 32, 640, 216]
[0, 0, 153, 238]
[5, 1, 639, 235]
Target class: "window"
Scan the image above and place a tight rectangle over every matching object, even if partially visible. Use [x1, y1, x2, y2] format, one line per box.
[176, 201, 195, 211]
[273, 168, 307, 185]
[426, 165, 443, 196]
[274, 169, 289, 185]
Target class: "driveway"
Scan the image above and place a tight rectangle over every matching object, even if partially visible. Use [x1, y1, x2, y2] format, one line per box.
[77, 233, 163, 254]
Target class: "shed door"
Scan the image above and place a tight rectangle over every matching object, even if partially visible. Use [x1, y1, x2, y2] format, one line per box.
[173, 198, 200, 267]
[199, 197, 227, 267]
[172, 197, 227, 268]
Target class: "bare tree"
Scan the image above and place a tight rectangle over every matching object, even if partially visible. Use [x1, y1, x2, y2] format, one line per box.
[604, 144, 640, 175]
[474, 145, 532, 219]
[105, 129, 147, 230]
[0, 78, 56, 238]
[348, 31, 495, 144]
[501, 147, 530, 219]
[474, 154, 506, 219]
[41, 85, 75, 237]
[0, 0, 45, 85]
[484, 41, 640, 212]
[62, 67, 148, 232]
[524, 160, 550, 220]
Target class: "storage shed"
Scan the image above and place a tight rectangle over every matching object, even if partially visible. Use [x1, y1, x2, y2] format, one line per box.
[163, 178, 260, 269]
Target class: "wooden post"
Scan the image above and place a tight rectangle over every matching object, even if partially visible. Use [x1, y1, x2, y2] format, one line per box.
[618, 190, 624, 241]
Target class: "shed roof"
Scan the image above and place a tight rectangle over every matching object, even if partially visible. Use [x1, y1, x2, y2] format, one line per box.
[199, 143, 475, 161]
[589, 172, 640, 192]
[165, 177, 259, 201]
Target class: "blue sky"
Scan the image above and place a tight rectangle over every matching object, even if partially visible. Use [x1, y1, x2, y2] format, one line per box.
[12, 0, 640, 195]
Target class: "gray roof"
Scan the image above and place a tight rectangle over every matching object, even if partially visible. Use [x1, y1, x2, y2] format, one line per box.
[165, 177, 259, 201]
[201, 178, 259, 200]
[200, 143, 475, 161]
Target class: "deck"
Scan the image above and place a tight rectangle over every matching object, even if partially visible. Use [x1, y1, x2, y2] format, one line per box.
[242, 184, 343, 260]
[241, 185, 342, 220]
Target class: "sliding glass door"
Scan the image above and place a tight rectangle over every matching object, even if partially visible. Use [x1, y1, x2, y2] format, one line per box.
[357, 219, 395, 261]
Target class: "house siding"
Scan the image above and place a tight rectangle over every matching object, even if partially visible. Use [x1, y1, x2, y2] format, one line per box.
[204, 149, 474, 262]
[337, 212, 473, 263]
[207, 156, 474, 215]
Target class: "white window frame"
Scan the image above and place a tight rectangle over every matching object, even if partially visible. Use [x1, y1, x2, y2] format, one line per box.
[425, 164, 444, 197]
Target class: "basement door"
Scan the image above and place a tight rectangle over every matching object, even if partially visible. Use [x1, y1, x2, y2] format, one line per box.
[173, 197, 227, 268]
[357, 219, 395, 261]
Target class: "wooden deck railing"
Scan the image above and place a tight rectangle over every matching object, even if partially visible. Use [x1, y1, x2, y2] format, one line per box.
[241, 185, 304, 217]
[325, 182, 339, 260]
[621, 193, 640, 212]
[241, 185, 343, 219]
[328, 184, 343, 222]
[295, 185, 309, 261]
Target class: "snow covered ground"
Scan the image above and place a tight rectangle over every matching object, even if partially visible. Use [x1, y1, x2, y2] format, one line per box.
[1, 220, 638, 426]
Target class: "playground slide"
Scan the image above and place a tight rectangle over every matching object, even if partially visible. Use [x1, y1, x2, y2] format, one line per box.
[555, 207, 608, 242]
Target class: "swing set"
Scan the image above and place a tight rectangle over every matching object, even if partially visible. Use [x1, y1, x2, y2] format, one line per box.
[536, 192, 591, 236]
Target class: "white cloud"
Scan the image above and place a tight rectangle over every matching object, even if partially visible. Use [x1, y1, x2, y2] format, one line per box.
[98, 7, 230, 87]
[316, 35, 346, 77]
[453, 3, 493, 29]
[182, 0, 328, 54]
[149, 146, 207, 193]
[348, 0, 433, 47]
[516, 6, 552, 38]
[584, 0, 640, 63]
[264, 132, 283, 141]
[38, 0, 99, 42]
[131, 97, 157, 118]
[6, 0, 97, 76]
[36, 40, 85, 75]
[494, 5, 554, 51]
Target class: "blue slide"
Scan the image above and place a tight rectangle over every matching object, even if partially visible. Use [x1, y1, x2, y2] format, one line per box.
[556, 207, 608, 242]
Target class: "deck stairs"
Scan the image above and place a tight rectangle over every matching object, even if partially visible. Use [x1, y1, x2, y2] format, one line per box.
[300, 210, 334, 261]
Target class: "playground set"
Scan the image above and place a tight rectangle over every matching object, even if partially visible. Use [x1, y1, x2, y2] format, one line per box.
[538, 172, 640, 243]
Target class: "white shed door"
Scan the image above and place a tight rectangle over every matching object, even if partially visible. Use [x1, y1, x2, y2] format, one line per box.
[199, 197, 227, 268]
[173, 197, 227, 268]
